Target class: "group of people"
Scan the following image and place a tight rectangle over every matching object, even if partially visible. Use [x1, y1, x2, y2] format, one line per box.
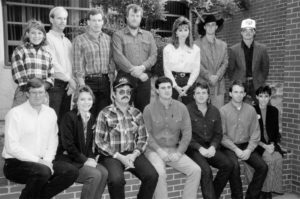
[2, 3, 284, 199]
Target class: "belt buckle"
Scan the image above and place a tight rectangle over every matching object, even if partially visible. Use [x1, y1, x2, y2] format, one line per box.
[179, 73, 185, 78]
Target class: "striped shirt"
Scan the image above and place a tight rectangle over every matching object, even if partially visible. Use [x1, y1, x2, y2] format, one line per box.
[11, 43, 54, 87]
[95, 103, 148, 156]
[73, 30, 115, 82]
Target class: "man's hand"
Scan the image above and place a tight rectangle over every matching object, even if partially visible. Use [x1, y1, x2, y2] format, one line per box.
[38, 159, 54, 174]
[209, 75, 218, 86]
[180, 85, 190, 97]
[68, 78, 77, 91]
[115, 153, 135, 169]
[157, 148, 170, 162]
[168, 152, 182, 162]
[199, 147, 209, 158]
[174, 85, 184, 97]
[264, 143, 275, 154]
[126, 150, 140, 164]
[130, 65, 145, 77]
[241, 149, 252, 160]
[84, 158, 97, 168]
[234, 148, 244, 159]
[206, 146, 216, 158]
[138, 73, 149, 82]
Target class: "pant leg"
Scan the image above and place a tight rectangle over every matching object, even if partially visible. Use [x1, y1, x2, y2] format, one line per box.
[210, 89, 224, 109]
[222, 148, 244, 199]
[96, 77, 111, 115]
[207, 149, 234, 198]
[167, 154, 201, 199]
[99, 156, 126, 199]
[76, 164, 108, 199]
[144, 149, 168, 199]
[39, 160, 79, 199]
[244, 151, 268, 199]
[134, 78, 151, 112]
[3, 159, 52, 199]
[48, 80, 70, 122]
[128, 153, 159, 199]
[186, 148, 216, 199]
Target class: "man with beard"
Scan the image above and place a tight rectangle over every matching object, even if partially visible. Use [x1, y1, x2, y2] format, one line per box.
[73, 9, 115, 117]
[220, 80, 268, 199]
[112, 4, 157, 111]
[95, 76, 158, 199]
[47, 7, 76, 122]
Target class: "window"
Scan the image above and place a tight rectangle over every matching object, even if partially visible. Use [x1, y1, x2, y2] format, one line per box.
[3, 0, 91, 65]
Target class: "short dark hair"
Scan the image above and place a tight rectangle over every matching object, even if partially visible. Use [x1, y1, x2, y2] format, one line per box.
[86, 8, 104, 20]
[193, 82, 210, 95]
[155, 76, 173, 89]
[25, 78, 45, 92]
[229, 80, 246, 92]
[72, 85, 95, 109]
[126, 4, 143, 17]
[256, 85, 272, 96]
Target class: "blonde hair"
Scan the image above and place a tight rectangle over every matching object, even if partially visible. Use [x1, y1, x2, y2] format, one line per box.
[21, 19, 47, 45]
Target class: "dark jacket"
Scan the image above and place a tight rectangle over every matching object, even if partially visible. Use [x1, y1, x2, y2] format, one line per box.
[254, 104, 283, 156]
[55, 109, 96, 168]
[228, 41, 269, 90]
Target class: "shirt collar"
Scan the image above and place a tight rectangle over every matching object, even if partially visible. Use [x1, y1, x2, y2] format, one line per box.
[155, 97, 174, 109]
[241, 40, 254, 49]
[192, 101, 212, 114]
[124, 26, 143, 35]
[24, 100, 45, 114]
[110, 102, 135, 115]
[49, 29, 65, 39]
[230, 100, 244, 111]
[76, 109, 91, 121]
[204, 36, 216, 45]
[86, 28, 103, 40]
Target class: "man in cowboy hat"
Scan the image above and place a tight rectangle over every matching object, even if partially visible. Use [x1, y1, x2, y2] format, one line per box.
[228, 18, 269, 105]
[194, 14, 228, 108]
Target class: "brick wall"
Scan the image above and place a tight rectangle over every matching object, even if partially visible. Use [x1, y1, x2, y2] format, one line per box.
[217, 0, 299, 194]
[282, 0, 300, 194]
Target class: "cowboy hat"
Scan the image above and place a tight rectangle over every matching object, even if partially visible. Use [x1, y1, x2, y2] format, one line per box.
[197, 14, 224, 36]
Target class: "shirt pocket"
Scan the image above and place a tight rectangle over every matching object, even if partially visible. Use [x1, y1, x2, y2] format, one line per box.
[141, 40, 150, 54]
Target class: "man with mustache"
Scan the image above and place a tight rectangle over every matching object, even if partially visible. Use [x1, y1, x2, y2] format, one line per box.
[73, 9, 115, 117]
[112, 4, 157, 111]
[95, 76, 158, 199]
[47, 7, 76, 122]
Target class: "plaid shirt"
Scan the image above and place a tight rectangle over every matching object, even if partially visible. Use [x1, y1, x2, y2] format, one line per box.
[11, 43, 54, 87]
[73, 30, 115, 81]
[95, 103, 148, 156]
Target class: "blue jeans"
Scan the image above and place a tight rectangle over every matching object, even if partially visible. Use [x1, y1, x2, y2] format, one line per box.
[3, 158, 78, 199]
[99, 153, 158, 199]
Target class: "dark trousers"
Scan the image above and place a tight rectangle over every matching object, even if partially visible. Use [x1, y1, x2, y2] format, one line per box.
[85, 75, 111, 117]
[49, 79, 71, 123]
[244, 79, 258, 105]
[99, 154, 158, 199]
[186, 147, 233, 199]
[222, 144, 268, 199]
[116, 71, 151, 112]
[3, 158, 78, 199]
[172, 72, 194, 105]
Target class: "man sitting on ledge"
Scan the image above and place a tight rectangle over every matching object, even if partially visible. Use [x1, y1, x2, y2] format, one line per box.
[2, 78, 78, 199]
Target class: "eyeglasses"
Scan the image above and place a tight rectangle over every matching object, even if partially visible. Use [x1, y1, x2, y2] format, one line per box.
[117, 89, 132, 95]
[29, 91, 45, 96]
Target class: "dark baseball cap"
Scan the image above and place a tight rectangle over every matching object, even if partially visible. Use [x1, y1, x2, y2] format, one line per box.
[113, 76, 133, 89]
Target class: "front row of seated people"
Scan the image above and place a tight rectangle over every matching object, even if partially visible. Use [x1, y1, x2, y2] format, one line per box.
[2, 77, 283, 199]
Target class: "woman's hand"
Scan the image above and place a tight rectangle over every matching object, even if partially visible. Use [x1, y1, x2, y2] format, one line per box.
[180, 85, 190, 97]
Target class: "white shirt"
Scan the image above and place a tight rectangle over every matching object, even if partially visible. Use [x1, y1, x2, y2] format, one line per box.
[163, 43, 201, 87]
[2, 101, 58, 163]
[46, 30, 73, 82]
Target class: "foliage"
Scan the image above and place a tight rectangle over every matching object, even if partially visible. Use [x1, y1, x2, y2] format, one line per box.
[91, 0, 168, 30]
